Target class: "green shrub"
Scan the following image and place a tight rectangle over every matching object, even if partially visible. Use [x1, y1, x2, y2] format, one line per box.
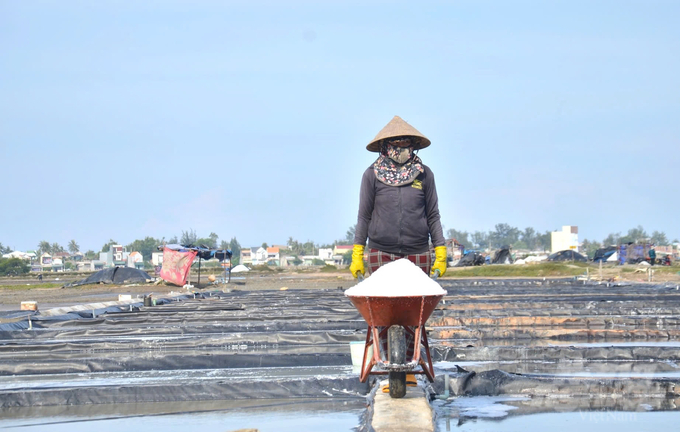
[0, 258, 30, 275]
[250, 264, 274, 272]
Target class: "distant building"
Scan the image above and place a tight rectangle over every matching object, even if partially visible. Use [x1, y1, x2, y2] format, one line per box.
[127, 251, 144, 269]
[551, 226, 579, 253]
[53, 252, 71, 261]
[152, 252, 164, 266]
[266, 247, 280, 266]
[280, 255, 301, 267]
[318, 248, 333, 260]
[40, 253, 53, 269]
[52, 258, 64, 272]
[101, 245, 128, 267]
[240, 248, 253, 265]
[302, 255, 320, 266]
[2, 251, 31, 260]
[333, 245, 353, 256]
[252, 247, 268, 265]
[76, 261, 94, 272]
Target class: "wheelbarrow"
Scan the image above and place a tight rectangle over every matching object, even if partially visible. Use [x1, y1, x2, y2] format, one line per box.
[346, 272, 444, 398]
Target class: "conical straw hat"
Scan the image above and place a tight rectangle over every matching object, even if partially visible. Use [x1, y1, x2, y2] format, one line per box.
[366, 116, 431, 152]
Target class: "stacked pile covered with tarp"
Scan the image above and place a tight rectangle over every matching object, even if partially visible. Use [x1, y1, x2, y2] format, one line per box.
[593, 246, 617, 263]
[455, 252, 485, 267]
[491, 247, 514, 265]
[547, 250, 588, 262]
[64, 267, 152, 287]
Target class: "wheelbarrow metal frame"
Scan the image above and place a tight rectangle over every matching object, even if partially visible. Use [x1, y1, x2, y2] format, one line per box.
[348, 294, 443, 383]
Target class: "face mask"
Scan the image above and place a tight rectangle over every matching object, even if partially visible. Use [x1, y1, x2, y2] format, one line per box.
[386, 143, 414, 164]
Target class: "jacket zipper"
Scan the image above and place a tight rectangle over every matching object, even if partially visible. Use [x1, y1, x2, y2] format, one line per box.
[398, 186, 403, 254]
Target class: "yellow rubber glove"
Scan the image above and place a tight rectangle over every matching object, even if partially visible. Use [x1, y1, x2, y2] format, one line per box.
[349, 244, 365, 278]
[431, 246, 447, 277]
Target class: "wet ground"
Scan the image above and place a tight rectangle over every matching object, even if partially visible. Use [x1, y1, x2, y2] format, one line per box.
[2, 277, 680, 429]
[436, 408, 676, 432]
[0, 399, 365, 431]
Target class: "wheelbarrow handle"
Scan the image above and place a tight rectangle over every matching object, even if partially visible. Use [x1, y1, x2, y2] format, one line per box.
[355, 269, 439, 281]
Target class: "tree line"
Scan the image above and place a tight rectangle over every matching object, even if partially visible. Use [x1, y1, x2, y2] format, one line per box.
[22, 231, 243, 265]
[5, 223, 676, 270]
[446, 224, 552, 251]
[445, 224, 676, 258]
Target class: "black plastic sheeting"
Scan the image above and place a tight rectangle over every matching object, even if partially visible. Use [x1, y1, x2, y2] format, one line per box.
[491, 248, 513, 264]
[3, 279, 680, 407]
[428, 369, 680, 397]
[593, 246, 617, 262]
[0, 377, 370, 408]
[547, 250, 588, 262]
[0, 292, 236, 332]
[455, 252, 485, 267]
[0, 288, 376, 406]
[63, 267, 152, 287]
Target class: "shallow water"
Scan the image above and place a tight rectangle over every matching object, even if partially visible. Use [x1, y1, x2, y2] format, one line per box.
[434, 359, 680, 378]
[562, 341, 680, 348]
[0, 365, 354, 391]
[436, 411, 677, 431]
[0, 399, 364, 432]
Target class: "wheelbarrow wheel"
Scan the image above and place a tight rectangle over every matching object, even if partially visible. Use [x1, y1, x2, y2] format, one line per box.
[388, 325, 406, 398]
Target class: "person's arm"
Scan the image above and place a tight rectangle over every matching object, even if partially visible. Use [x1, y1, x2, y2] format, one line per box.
[424, 169, 445, 247]
[353, 168, 375, 246]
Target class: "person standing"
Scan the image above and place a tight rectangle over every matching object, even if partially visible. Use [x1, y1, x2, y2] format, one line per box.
[350, 115, 447, 279]
[649, 245, 656, 266]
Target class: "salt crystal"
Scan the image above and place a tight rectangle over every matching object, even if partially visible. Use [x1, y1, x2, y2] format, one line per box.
[344, 258, 446, 297]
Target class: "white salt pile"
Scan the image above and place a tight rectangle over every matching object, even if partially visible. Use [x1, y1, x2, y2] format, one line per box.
[345, 258, 446, 297]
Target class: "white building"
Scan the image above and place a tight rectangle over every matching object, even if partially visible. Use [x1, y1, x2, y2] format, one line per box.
[2, 251, 31, 260]
[252, 247, 268, 265]
[318, 248, 333, 260]
[152, 252, 164, 266]
[127, 251, 144, 269]
[551, 226, 579, 253]
[266, 247, 280, 266]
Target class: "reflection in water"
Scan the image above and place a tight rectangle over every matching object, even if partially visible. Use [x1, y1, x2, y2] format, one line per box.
[436, 410, 677, 432]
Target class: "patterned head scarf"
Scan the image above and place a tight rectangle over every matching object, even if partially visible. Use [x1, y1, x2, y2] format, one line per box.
[373, 138, 424, 186]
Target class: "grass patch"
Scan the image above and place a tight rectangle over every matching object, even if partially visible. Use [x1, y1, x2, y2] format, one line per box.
[0, 283, 63, 290]
[319, 264, 339, 272]
[446, 262, 589, 278]
[619, 263, 680, 274]
[648, 264, 680, 274]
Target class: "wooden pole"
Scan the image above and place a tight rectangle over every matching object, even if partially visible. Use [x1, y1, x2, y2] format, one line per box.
[599, 259, 603, 281]
[197, 257, 202, 287]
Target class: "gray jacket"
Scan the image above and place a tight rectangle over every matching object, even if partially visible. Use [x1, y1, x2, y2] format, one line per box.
[353, 165, 445, 254]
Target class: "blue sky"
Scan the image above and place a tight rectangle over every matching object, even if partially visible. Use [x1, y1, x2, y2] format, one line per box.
[1, 0, 679, 252]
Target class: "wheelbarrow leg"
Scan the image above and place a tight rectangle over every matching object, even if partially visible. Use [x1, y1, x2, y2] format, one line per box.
[388, 325, 407, 398]
[360, 326, 379, 382]
[360, 327, 372, 383]
[419, 326, 436, 382]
